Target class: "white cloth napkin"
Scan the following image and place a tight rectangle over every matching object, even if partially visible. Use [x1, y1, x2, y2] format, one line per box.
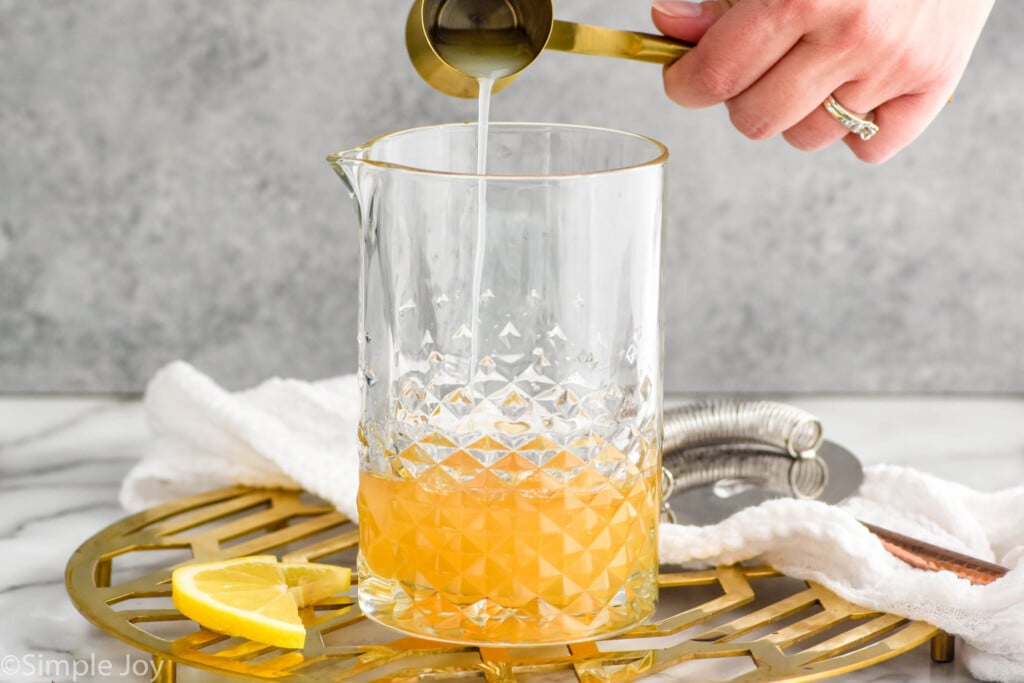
[121, 361, 361, 520]
[121, 361, 1024, 682]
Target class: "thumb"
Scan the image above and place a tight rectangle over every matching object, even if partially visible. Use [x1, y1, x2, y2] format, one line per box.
[651, 1, 726, 43]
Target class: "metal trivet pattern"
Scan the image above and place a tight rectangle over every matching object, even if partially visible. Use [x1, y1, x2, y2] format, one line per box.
[66, 486, 944, 683]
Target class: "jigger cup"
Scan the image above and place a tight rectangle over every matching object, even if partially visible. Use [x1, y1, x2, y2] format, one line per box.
[407, 0, 694, 97]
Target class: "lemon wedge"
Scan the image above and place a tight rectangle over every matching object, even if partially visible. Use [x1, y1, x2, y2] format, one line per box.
[171, 555, 351, 649]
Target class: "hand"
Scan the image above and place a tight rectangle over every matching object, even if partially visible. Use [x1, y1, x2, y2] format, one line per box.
[651, 0, 995, 163]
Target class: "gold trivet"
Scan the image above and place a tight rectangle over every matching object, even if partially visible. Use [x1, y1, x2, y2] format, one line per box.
[66, 487, 945, 682]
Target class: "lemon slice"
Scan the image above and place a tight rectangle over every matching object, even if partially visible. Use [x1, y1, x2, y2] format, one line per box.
[171, 555, 351, 649]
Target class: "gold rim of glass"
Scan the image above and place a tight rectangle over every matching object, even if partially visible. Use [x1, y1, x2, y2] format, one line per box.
[326, 121, 669, 180]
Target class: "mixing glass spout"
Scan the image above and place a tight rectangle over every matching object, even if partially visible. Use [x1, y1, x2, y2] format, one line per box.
[327, 146, 370, 219]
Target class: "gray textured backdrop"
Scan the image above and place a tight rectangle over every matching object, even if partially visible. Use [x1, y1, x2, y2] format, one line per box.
[2, 1, 1023, 394]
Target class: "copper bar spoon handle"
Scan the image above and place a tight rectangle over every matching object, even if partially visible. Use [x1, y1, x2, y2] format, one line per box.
[862, 522, 1009, 585]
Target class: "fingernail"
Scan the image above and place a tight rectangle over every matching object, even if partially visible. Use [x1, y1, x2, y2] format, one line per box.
[652, 0, 705, 17]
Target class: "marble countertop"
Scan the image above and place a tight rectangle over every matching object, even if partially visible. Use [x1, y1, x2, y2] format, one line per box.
[2, 395, 1022, 682]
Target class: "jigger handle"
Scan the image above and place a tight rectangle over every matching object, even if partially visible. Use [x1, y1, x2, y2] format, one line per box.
[547, 20, 694, 65]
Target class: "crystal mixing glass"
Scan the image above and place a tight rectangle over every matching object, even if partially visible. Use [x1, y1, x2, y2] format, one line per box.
[329, 122, 666, 645]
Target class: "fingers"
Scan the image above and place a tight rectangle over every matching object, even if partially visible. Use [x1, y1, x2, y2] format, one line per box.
[651, 1, 725, 44]
[660, 0, 808, 108]
[722, 39, 844, 140]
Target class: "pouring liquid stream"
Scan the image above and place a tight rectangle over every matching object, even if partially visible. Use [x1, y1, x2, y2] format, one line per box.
[468, 77, 494, 373]
[432, 27, 535, 376]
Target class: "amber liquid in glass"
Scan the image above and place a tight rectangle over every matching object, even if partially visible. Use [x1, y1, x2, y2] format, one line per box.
[356, 431, 659, 644]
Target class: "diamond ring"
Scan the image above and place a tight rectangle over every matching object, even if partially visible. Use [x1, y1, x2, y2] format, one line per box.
[823, 95, 879, 141]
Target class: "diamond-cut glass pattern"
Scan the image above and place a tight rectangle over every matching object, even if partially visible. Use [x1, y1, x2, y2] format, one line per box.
[358, 316, 662, 644]
[357, 406, 660, 644]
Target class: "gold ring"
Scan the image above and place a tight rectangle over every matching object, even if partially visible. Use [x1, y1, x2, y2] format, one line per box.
[823, 95, 879, 141]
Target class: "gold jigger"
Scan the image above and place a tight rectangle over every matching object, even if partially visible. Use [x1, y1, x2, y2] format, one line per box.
[407, 0, 695, 98]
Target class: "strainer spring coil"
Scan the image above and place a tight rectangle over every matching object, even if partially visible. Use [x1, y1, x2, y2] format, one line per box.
[663, 399, 824, 459]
